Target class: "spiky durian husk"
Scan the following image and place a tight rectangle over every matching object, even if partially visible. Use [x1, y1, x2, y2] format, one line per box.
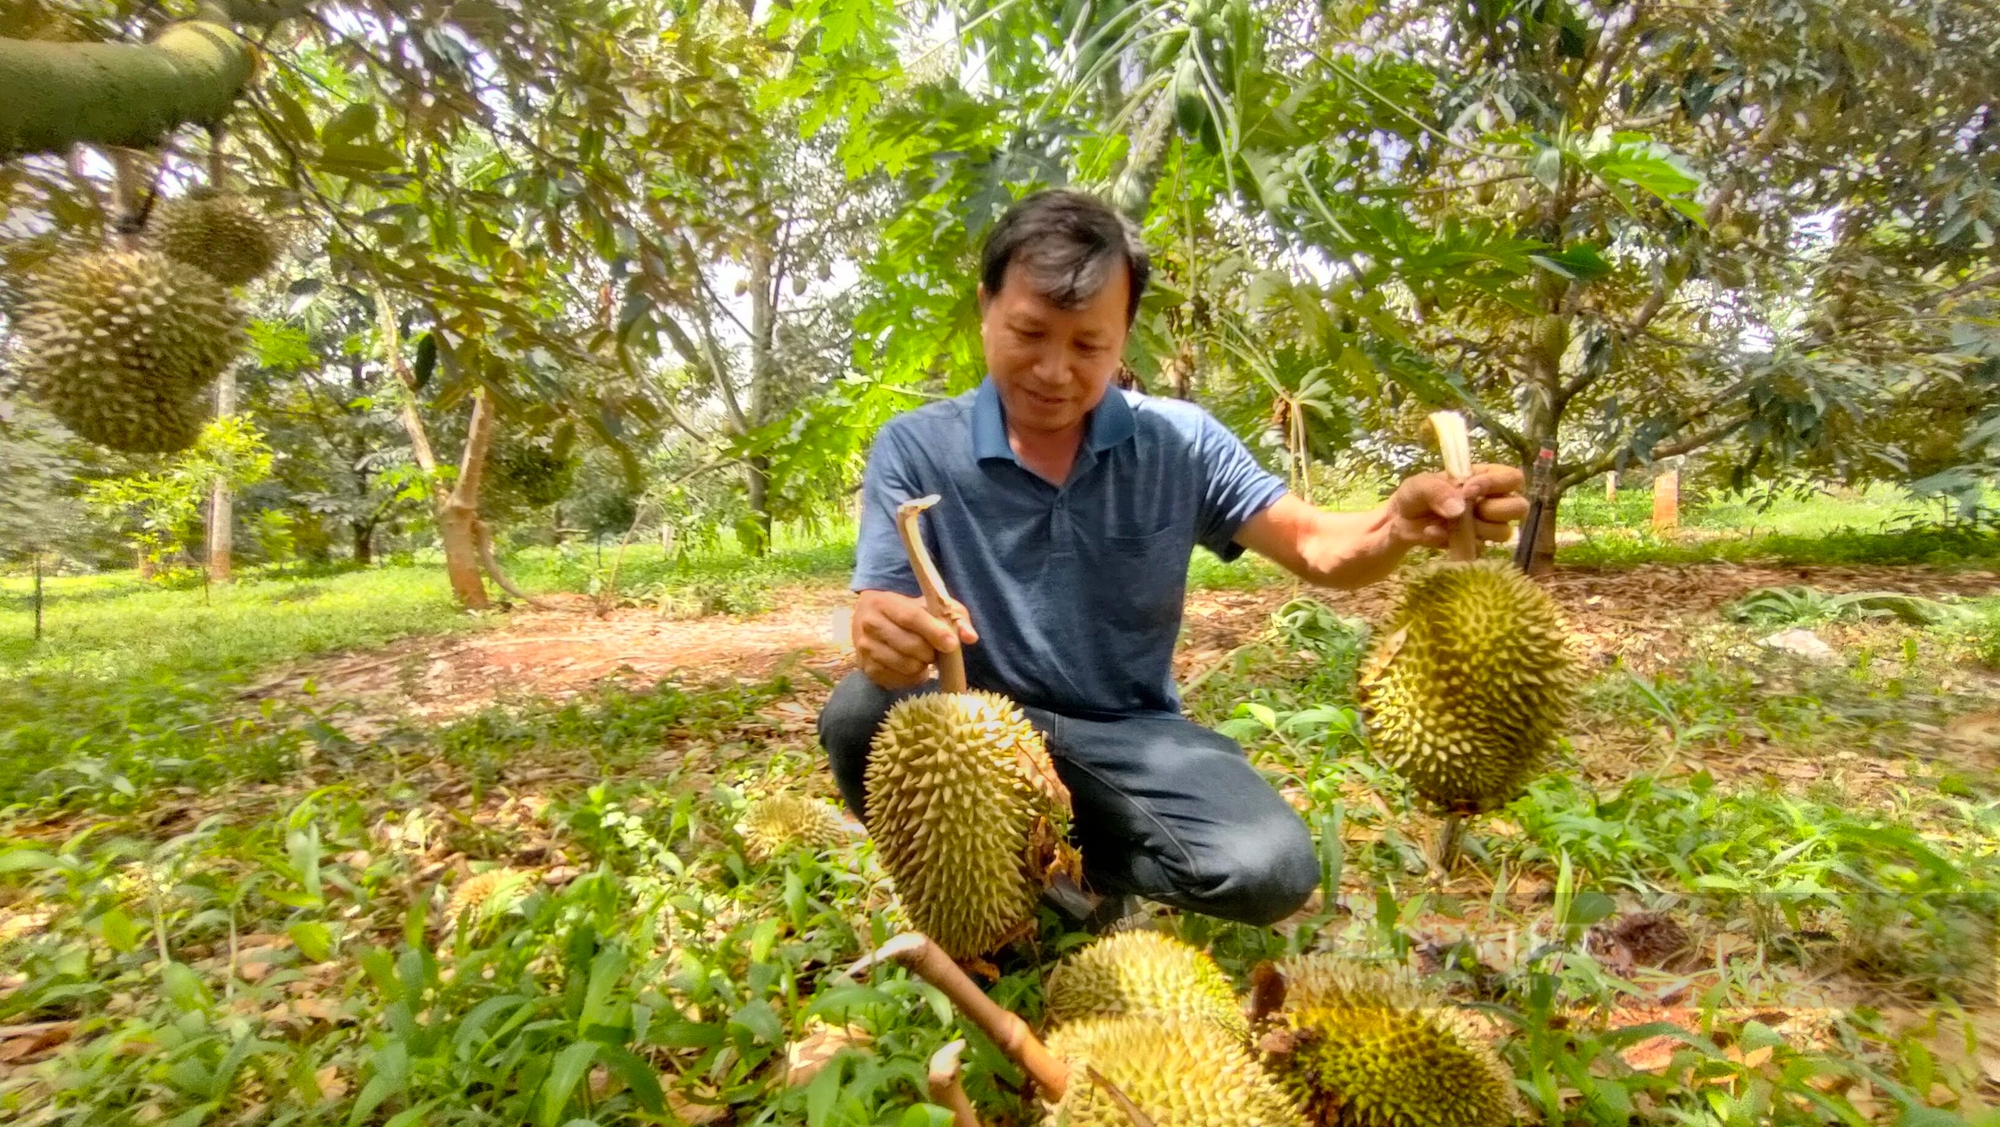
[863, 689, 1066, 960]
[446, 867, 532, 925]
[152, 192, 280, 287]
[1260, 957, 1518, 1127]
[1355, 559, 1576, 813]
[739, 794, 849, 863]
[1043, 1016, 1307, 1127]
[11, 248, 243, 454]
[1045, 930, 1247, 1040]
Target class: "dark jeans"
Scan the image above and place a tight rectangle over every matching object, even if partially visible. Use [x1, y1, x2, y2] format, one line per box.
[816, 672, 1319, 927]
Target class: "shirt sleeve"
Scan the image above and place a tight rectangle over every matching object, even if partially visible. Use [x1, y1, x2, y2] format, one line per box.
[1193, 409, 1290, 561]
[849, 420, 926, 596]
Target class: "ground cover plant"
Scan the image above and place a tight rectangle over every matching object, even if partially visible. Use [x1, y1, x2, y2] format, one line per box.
[5, 497, 2000, 1125]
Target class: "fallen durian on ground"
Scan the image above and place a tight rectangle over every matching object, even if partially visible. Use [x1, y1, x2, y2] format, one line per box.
[151, 191, 281, 287]
[739, 793, 849, 862]
[1044, 929, 1247, 1040]
[1044, 1016, 1307, 1127]
[11, 247, 243, 454]
[1355, 557, 1575, 813]
[863, 494, 1075, 961]
[865, 686, 1070, 960]
[1256, 956, 1518, 1127]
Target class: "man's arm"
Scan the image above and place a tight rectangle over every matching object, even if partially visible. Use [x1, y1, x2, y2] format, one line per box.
[1232, 465, 1530, 589]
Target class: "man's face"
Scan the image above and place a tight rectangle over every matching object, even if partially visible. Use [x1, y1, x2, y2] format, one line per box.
[979, 257, 1131, 436]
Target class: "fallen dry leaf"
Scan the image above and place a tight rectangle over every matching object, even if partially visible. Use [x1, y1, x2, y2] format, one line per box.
[785, 1019, 873, 1087]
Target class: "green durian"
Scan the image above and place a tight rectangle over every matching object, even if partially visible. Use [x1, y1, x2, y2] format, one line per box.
[738, 794, 850, 863]
[1044, 1016, 1306, 1127]
[1356, 559, 1576, 813]
[1258, 957, 1518, 1127]
[863, 689, 1069, 960]
[151, 191, 281, 287]
[12, 248, 242, 454]
[1045, 929, 1247, 1040]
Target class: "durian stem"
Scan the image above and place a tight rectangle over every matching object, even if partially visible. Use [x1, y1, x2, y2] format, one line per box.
[1427, 410, 1480, 563]
[927, 1040, 985, 1127]
[895, 494, 968, 694]
[860, 934, 1070, 1098]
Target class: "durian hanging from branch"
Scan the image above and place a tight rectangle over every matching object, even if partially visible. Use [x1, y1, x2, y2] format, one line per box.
[8, 246, 245, 454]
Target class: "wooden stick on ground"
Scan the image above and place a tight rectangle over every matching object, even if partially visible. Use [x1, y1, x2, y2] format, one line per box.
[927, 1040, 985, 1127]
[851, 933, 1070, 1098]
[895, 495, 968, 694]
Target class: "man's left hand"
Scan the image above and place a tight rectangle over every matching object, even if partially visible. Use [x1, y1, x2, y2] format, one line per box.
[1385, 463, 1530, 552]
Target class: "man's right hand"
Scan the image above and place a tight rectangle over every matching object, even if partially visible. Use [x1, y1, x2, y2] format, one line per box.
[851, 589, 979, 689]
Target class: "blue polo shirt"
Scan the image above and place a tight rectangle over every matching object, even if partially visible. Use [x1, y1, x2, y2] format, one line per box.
[850, 377, 1289, 719]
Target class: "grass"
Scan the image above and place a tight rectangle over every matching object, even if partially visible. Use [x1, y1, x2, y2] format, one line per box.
[8, 585, 2000, 1124]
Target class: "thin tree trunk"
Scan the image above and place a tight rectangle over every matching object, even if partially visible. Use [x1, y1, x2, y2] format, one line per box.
[437, 388, 496, 609]
[1530, 488, 1561, 577]
[0, 17, 253, 159]
[744, 233, 779, 556]
[353, 524, 372, 566]
[206, 366, 234, 583]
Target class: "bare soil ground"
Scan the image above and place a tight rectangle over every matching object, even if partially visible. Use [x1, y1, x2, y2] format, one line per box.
[248, 561, 2000, 723]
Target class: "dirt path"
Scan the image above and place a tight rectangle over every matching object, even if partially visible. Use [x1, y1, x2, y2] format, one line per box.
[246, 560, 2000, 731]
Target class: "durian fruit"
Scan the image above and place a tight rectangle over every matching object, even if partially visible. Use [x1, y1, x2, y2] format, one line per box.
[864, 688, 1070, 960]
[1257, 957, 1518, 1127]
[1355, 558, 1575, 813]
[11, 248, 243, 454]
[1042, 1015, 1307, 1127]
[739, 794, 850, 863]
[1045, 929, 1247, 1040]
[151, 191, 280, 287]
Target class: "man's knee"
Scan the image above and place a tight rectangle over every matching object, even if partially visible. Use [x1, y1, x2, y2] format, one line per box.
[1192, 806, 1320, 926]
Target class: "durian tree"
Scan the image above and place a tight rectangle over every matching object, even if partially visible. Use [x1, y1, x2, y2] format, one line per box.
[1226, 0, 2000, 570]
[0, 1, 798, 606]
[803, 0, 1999, 568]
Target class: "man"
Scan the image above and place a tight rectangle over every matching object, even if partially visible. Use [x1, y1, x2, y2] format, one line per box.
[818, 189, 1527, 928]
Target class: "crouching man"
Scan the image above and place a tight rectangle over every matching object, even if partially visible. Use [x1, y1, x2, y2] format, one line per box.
[818, 189, 1526, 927]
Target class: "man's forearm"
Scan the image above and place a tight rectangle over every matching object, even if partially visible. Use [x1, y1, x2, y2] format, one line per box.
[1290, 504, 1412, 588]
[1233, 494, 1416, 590]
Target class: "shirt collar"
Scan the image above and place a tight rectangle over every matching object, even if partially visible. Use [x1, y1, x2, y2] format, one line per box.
[972, 376, 1138, 464]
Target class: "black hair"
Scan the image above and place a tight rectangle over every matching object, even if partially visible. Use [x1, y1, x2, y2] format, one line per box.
[979, 189, 1151, 324]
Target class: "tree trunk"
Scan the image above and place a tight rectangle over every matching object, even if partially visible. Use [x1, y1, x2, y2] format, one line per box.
[353, 523, 373, 566]
[1652, 462, 1681, 533]
[205, 367, 234, 583]
[437, 388, 497, 609]
[1529, 487, 1561, 577]
[744, 233, 778, 556]
[745, 453, 773, 555]
[0, 17, 252, 159]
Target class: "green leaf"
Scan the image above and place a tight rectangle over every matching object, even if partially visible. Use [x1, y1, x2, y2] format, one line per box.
[750, 917, 779, 964]
[806, 1053, 845, 1126]
[1529, 244, 1613, 282]
[653, 1020, 724, 1049]
[538, 1041, 600, 1127]
[98, 908, 139, 954]
[0, 849, 61, 873]
[288, 921, 333, 963]
[729, 998, 784, 1044]
[599, 1047, 665, 1114]
[322, 103, 380, 146]
[901, 1107, 955, 1127]
[579, 945, 630, 1036]
[347, 1042, 409, 1127]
